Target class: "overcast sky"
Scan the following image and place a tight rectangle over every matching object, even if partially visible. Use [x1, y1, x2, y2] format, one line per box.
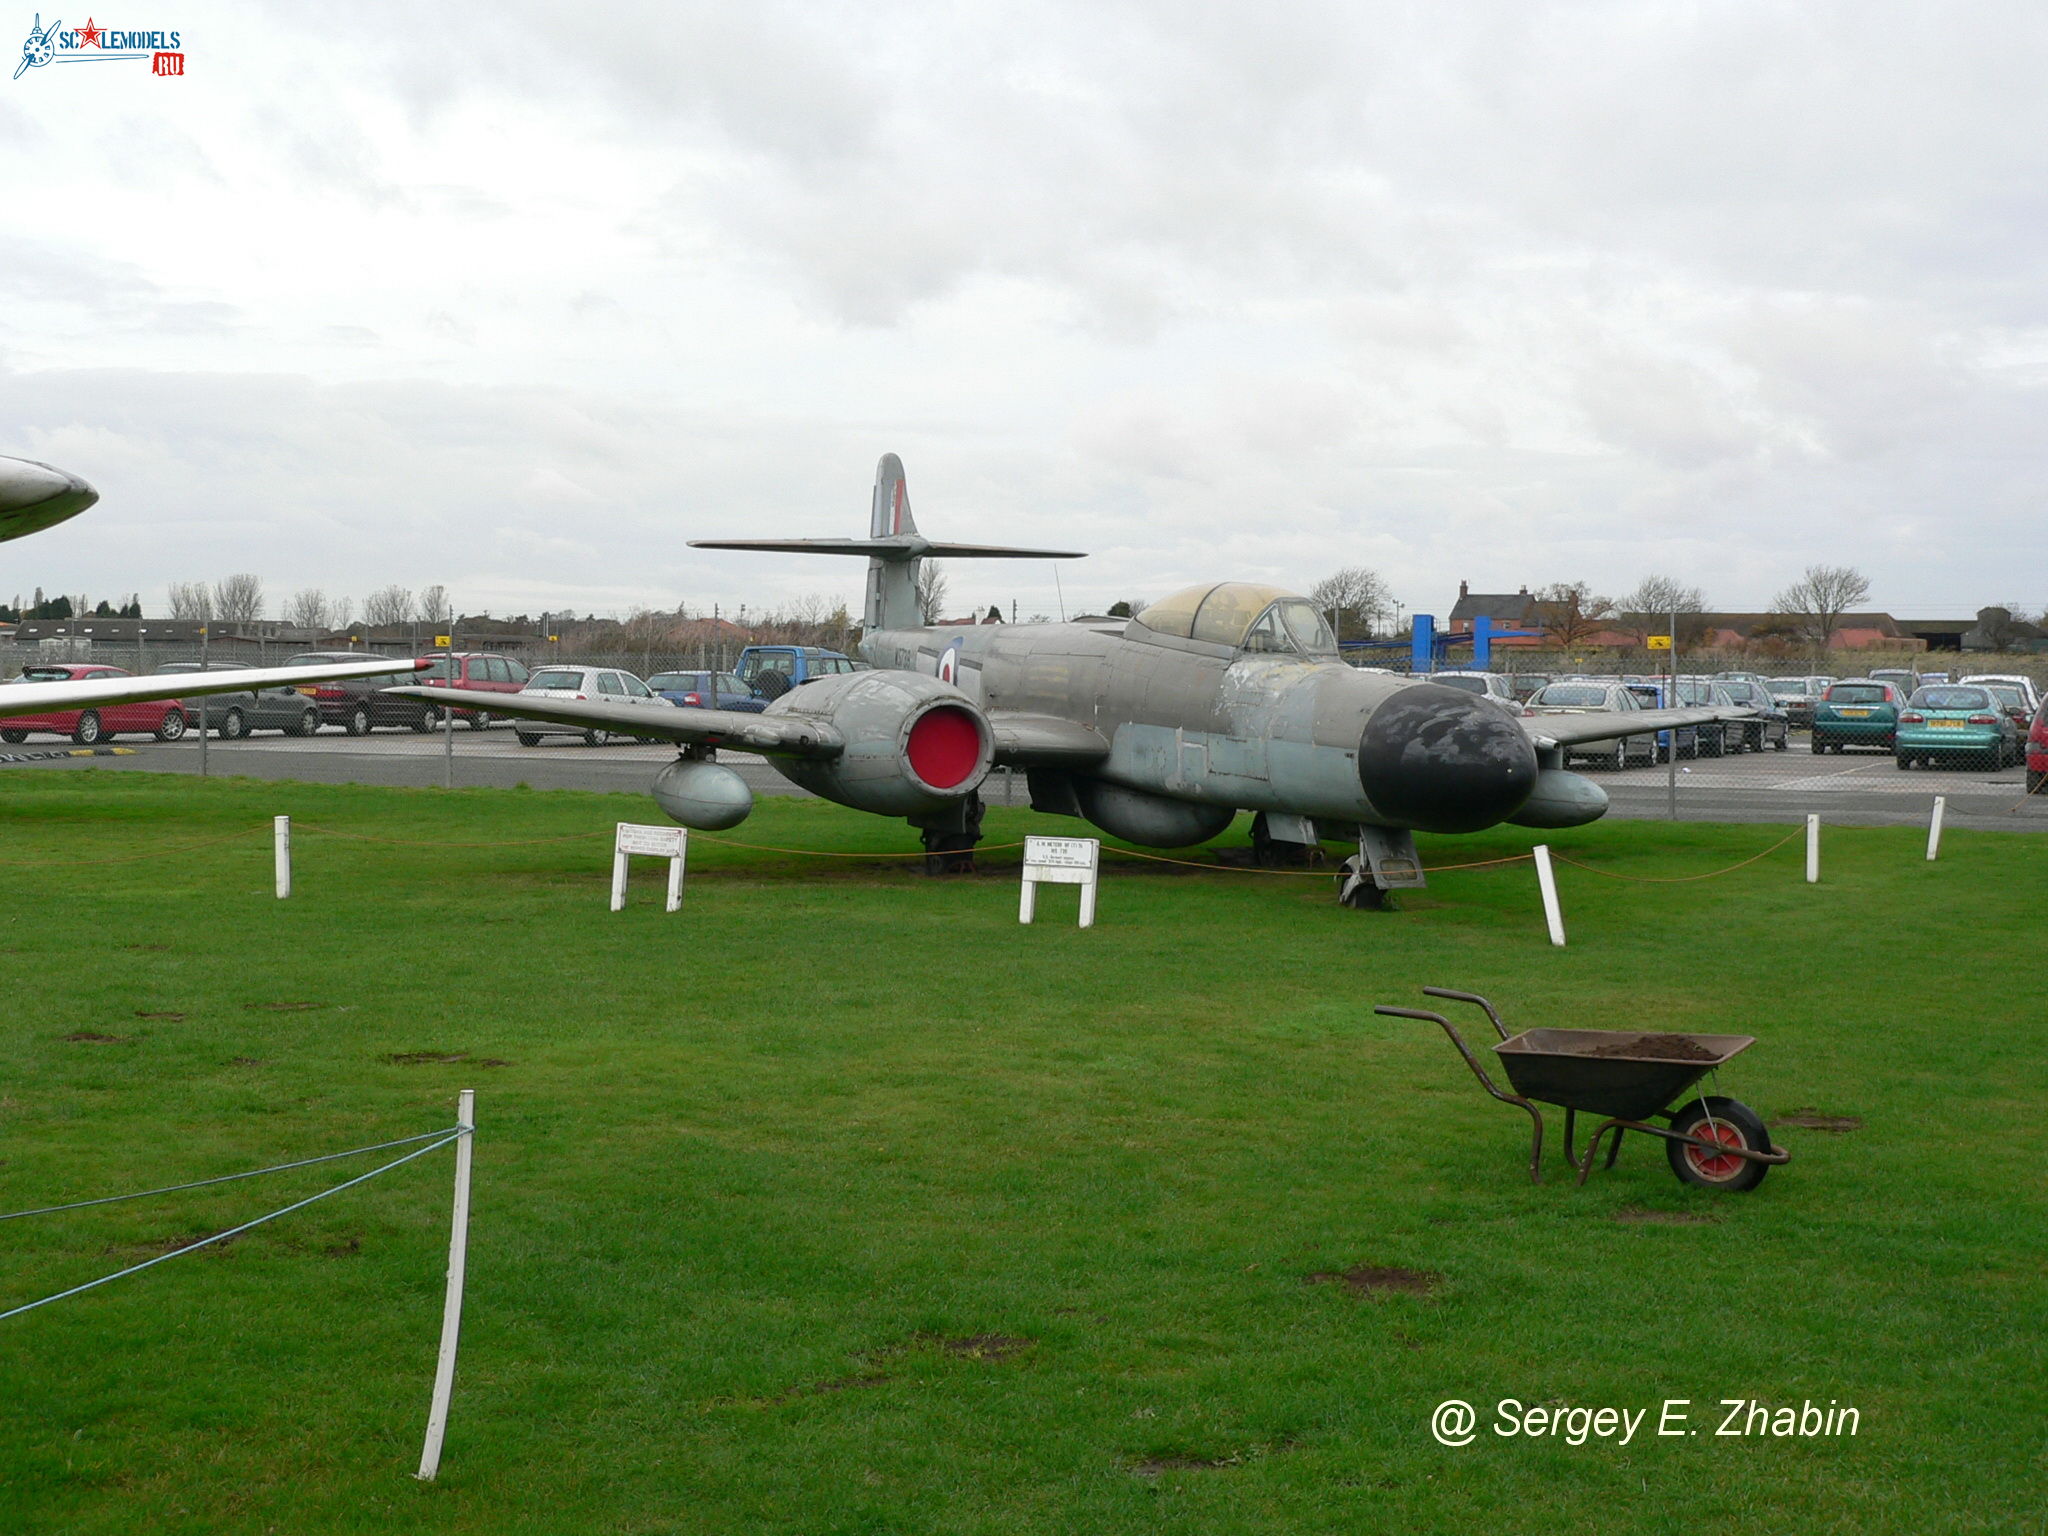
[5, 0, 2046, 627]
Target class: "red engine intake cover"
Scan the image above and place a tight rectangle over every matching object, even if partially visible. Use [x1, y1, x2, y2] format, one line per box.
[906, 705, 983, 789]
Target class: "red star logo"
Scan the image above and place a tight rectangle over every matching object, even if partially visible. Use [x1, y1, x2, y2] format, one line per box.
[76, 18, 103, 47]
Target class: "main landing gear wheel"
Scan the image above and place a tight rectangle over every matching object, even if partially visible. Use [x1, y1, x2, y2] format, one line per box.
[1336, 856, 1395, 911]
[1666, 1096, 1773, 1193]
[920, 791, 985, 874]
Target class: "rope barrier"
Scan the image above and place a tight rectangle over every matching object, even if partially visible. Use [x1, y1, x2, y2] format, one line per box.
[0, 1130, 469, 1324]
[294, 823, 611, 848]
[1548, 826, 1805, 884]
[0, 1127, 464, 1222]
[691, 834, 1031, 859]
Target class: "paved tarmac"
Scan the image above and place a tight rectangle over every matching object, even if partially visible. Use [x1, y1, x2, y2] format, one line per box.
[19, 725, 2048, 833]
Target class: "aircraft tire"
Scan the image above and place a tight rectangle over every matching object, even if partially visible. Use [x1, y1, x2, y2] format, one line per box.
[72, 711, 103, 746]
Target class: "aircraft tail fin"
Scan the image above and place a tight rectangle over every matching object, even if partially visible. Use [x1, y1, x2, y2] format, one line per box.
[689, 454, 1084, 632]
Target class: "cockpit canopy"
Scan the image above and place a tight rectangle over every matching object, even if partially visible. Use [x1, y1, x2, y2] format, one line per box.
[1132, 583, 1339, 657]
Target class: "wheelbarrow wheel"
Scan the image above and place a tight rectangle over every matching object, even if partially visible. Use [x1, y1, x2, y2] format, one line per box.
[1666, 1097, 1773, 1192]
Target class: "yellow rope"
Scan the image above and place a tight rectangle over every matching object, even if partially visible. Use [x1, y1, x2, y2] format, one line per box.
[692, 835, 1030, 860]
[1548, 826, 1804, 884]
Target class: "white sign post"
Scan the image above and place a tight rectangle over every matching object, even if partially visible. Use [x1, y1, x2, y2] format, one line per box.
[1020, 835, 1100, 928]
[1806, 814, 1821, 884]
[1926, 796, 1946, 862]
[1532, 844, 1566, 947]
[274, 815, 291, 900]
[611, 822, 688, 913]
[416, 1088, 474, 1483]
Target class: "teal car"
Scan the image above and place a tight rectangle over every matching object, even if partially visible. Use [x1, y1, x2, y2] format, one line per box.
[1895, 685, 2022, 770]
[1811, 679, 1909, 753]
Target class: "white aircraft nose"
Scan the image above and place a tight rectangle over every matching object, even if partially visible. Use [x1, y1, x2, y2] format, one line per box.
[0, 456, 98, 542]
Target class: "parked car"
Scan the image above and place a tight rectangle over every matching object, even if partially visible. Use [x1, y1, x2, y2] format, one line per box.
[1811, 680, 1911, 754]
[1430, 671, 1526, 712]
[1524, 681, 1656, 768]
[155, 661, 319, 738]
[2027, 698, 2048, 798]
[1960, 674, 2041, 714]
[1672, 679, 1744, 757]
[1713, 680, 1791, 752]
[1982, 684, 2035, 735]
[413, 652, 533, 728]
[731, 645, 862, 709]
[1895, 685, 2022, 770]
[0, 664, 189, 745]
[1763, 675, 1834, 728]
[1867, 668, 1920, 696]
[511, 665, 673, 745]
[1621, 681, 1698, 760]
[1507, 673, 1551, 702]
[647, 670, 754, 710]
[285, 651, 439, 734]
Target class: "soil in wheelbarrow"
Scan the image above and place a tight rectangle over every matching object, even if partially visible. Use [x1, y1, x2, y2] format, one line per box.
[1582, 1033, 1718, 1062]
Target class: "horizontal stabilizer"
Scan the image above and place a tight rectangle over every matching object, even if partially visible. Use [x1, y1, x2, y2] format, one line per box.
[689, 537, 1084, 561]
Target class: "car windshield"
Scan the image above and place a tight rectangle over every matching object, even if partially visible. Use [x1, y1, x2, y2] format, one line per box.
[1828, 684, 1890, 704]
[1532, 684, 1611, 707]
[648, 674, 703, 690]
[739, 652, 796, 685]
[16, 668, 77, 682]
[1433, 675, 1486, 694]
[1765, 679, 1807, 697]
[1911, 687, 1991, 710]
[528, 669, 586, 690]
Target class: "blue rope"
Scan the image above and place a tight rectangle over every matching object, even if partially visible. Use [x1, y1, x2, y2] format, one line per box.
[0, 1130, 468, 1324]
[0, 1127, 464, 1222]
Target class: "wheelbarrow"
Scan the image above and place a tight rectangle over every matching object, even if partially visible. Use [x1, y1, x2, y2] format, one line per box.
[1374, 988, 1791, 1190]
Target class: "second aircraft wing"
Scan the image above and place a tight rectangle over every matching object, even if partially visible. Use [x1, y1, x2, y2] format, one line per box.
[383, 687, 847, 758]
[1522, 707, 1752, 749]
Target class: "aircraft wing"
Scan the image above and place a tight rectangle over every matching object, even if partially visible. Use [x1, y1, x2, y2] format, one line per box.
[1522, 707, 1751, 749]
[382, 687, 847, 758]
[988, 712, 1110, 766]
[1, 657, 429, 720]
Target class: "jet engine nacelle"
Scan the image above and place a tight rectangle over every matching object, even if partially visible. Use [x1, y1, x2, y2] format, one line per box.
[652, 758, 756, 830]
[1507, 768, 1610, 829]
[770, 670, 994, 818]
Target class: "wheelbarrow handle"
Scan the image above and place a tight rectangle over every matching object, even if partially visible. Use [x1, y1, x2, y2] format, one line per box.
[1373, 1005, 1545, 1184]
[1420, 987, 1511, 1042]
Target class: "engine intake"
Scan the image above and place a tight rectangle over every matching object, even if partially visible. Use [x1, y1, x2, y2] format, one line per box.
[768, 671, 993, 817]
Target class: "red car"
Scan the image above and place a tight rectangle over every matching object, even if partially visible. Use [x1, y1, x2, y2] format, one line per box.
[415, 652, 533, 728]
[2028, 698, 2048, 799]
[0, 664, 190, 745]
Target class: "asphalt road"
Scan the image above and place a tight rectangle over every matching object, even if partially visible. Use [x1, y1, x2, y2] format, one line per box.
[19, 724, 2048, 833]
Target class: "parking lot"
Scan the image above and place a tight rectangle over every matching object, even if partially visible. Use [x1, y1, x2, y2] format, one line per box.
[27, 720, 2045, 834]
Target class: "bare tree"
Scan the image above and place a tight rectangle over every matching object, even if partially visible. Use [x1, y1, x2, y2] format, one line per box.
[361, 585, 416, 626]
[211, 572, 264, 625]
[418, 584, 452, 625]
[167, 581, 213, 620]
[915, 561, 949, 624]
[334, 596, 356, 632]
[283, 588, 334, 630]
[1615, 576, 1708, 644]
[616, 608, 684, 674]
[1535, 581, 1615, 650]
[1309, 566, 1392, 642]
[1772, 565, 1871, 647]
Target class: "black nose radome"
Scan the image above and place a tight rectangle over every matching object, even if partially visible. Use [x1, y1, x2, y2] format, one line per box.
[1356, 684, 1538, 833]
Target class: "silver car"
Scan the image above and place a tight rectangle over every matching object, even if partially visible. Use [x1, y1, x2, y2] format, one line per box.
[1525, 681, 1657, 769]
[511, 665, 674, 746]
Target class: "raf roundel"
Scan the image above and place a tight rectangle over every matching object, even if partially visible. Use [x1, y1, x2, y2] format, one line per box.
[937, 639, 963, 687]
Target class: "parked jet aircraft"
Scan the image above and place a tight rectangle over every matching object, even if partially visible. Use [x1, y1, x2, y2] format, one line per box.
[2, 455, 428, 727]
[392, 454, 1741, 905]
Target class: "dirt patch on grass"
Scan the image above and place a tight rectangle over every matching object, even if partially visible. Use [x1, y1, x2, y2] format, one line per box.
[938, 1334, 1034, 1362]
[1584, 1033, 1718, 1062]
[384, 1051, 510, 1067]
[227, 1056, 267, 1068]
[769, 1371, 894, 1404]
[1129, 1441, 1288, 1477]
[1305, 1265, 1440, 1295]
[121, 943, 170, 952]
[134, 1010, 186, 1020]
[323, 1234, 362, 1258]
[1614, 1207, 1718, 1225]
[1775, 1109, 1863, 1132]
[247, 1001, 327, 1013]
[64, 1031, 131, 1044]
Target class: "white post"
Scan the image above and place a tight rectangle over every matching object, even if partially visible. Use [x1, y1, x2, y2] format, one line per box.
[665, 839, 686, 913]
[1806, 814, 1820, 884]
[417, 1088, 474, 1482]
[1533, 844, 1565, 947]
[273, 815, 291, 899]
[1927, 796, 1946, 861]
[610, 845, 629, 913]
[1018, 879, 1038, 924]
[1078, 880, 1097, 929]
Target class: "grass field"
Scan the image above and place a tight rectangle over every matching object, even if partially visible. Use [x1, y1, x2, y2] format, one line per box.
[1, 771, 2043, 1535]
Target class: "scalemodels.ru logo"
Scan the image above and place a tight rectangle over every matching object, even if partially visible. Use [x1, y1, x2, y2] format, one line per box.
[14, 14, 185, 79]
